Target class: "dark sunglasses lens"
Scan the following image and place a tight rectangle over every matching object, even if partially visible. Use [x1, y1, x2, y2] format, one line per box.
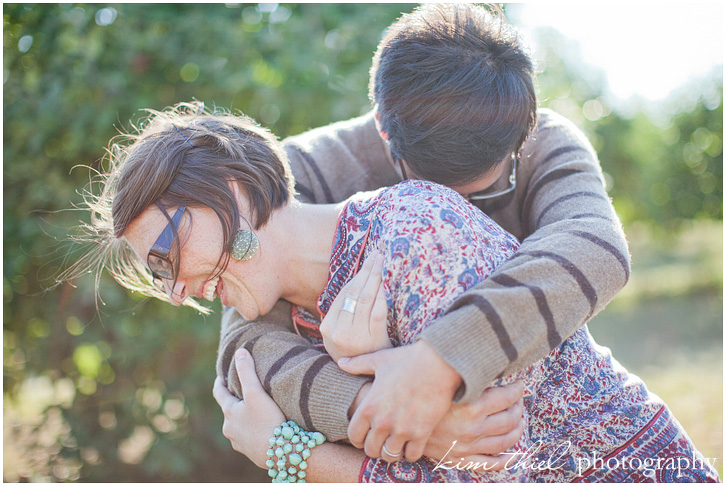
[148, 254, 174, 280]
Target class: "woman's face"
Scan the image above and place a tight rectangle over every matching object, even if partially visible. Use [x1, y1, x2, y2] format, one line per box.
[123, 204, 281, 320]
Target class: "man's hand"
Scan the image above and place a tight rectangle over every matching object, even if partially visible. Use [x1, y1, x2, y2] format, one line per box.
[423, 382, 525, 470]
[339, 339, 461, 462]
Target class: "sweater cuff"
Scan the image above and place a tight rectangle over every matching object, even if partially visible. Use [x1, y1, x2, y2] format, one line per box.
[305, 364, 371, 442]
[418, 305, 510, 403]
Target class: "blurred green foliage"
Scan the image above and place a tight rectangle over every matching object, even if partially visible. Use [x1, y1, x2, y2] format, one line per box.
[3, 3, 722, 482]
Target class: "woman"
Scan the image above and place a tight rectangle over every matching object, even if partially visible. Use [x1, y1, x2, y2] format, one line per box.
[81, 103, 718, 482]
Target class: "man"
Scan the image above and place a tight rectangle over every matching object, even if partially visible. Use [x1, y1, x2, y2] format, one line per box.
[216, 3, 629, 466]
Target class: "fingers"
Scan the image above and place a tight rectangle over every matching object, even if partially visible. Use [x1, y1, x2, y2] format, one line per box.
[477, 381, 524, 415]
[341, 250, 381, 299]
[212, 376, 240, 413]
[337, 350, 381, 376]
[325, 250, 383, 334]
[369, 281, 388, 338]
[363, 421, 389, 458]
[234, 348, 264, 399]
[347, 409, 371, 449]
[340, 250, 383, 320]
[357, 252, 384, 312]
[381, 439, 406, 463]
[473, 414, 526, 456]
[478, 398, 524, 437]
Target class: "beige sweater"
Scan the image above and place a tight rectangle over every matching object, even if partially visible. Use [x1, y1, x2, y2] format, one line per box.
[216, 109, 630, 441]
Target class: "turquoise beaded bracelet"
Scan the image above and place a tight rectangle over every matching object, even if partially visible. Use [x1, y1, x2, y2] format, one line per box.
[266, 420, 326, 483]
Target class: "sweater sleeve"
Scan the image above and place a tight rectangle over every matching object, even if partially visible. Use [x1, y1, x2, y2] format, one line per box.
[217, 302, 369, 441]
[419, 109, 631, 403]
[215, 111, 399, 441]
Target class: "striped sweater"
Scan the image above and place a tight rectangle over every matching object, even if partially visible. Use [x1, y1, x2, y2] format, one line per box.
[216, 109, 631, 441]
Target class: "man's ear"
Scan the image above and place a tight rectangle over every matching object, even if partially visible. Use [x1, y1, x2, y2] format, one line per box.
[374, 110, 389, 142]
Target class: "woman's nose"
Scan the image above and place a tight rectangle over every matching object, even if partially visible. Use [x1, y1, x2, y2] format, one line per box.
[163, 279, 187, 306]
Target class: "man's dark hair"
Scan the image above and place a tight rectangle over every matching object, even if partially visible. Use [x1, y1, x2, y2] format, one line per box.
[369, 4, 537, 186]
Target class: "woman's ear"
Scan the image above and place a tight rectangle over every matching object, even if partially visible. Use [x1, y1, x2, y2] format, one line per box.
[227, 179, 251, 217]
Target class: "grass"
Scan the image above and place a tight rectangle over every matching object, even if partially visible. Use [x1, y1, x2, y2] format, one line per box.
[588, 219, 723, 478]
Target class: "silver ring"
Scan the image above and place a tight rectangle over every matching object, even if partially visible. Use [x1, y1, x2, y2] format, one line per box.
[381, 444, 403, 458]
[342, 297, 357, 314]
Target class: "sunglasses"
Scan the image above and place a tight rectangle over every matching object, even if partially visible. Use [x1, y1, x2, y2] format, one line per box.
[467, 153, 518, 201]
[147, 204, 186, 285]
[396, 152, 518, 201]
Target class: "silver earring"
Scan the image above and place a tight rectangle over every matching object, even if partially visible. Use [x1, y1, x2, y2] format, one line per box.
[230, 229, 259, 261]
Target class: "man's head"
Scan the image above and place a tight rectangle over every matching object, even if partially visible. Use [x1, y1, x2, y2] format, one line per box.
[370, 4, 537, 187]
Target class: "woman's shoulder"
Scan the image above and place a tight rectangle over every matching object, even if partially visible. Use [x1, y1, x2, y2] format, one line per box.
[376, 180, 485, 230]
[377, 180, 467, 215]
[345, 180, 462, 220]
[346, 179, 518, 247]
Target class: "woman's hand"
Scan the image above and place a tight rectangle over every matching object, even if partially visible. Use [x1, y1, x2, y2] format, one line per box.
[212, 349, 286, 469]
[320, 250, 391, 363]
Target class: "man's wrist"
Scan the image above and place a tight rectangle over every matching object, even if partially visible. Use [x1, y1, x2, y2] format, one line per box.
[414, 339, 462, 395]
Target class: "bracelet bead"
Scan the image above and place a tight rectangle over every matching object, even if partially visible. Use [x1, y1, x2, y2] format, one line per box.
[266, 420, 325, 483]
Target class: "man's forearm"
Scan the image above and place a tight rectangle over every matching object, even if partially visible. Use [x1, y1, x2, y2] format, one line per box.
[420, 110, 630, 402]
[217, 303, 369, 441]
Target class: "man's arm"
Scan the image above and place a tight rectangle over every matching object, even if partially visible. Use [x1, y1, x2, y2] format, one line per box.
[419, 109, 631, 402]
[217, 303, 370, 441]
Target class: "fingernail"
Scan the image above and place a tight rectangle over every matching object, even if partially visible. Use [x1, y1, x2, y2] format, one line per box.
[236, 349, 248, 360]
[338, 357, 349, 365]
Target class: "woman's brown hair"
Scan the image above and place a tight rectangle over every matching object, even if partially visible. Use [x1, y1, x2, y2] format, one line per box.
[62, 101, 295, 312]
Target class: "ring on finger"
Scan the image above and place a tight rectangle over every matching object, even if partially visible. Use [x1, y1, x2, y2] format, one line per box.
[381, 444, 403, 459]
[342, 297, 357, 314]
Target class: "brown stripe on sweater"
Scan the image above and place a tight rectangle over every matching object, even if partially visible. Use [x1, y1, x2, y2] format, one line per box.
[522, 167, 586, 220]
[521, 214, 614, 245]
[490, 274, 562, 349]
[288, 145, 335, 203]
[570, 213, 614, 222]
[295, 182, 316, 203]
[447, 296, 518, 363]
[263, 345, 315, 391]
[512, 250, 598, 320]
[534, 191, 609, 229]
[299, 355, 332, 431]
[569, 230, 631, 283]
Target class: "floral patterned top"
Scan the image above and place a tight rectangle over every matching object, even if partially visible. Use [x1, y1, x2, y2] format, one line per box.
[293, 180, 717, 482]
